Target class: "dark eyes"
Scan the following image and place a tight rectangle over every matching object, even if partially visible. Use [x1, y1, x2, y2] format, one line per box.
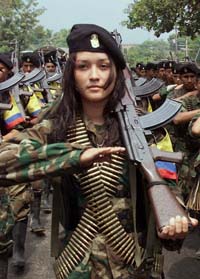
[75, 62, 111, 70]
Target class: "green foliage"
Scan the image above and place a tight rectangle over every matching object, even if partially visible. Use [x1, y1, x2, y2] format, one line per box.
[168, 33, 200, 62]
[124, 0, 200, 38]
[0, 0, 46, 52]
[125, 33, 200, 66]
[124, 39, 170, 66]
[50, 29, 70, 48]
[0, 1, 70, 53]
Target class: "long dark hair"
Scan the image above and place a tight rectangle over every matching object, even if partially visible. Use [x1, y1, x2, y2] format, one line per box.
[48, 52, 125, 142]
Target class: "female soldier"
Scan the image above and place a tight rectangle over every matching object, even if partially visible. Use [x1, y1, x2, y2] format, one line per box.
[0, 24, 197, 279]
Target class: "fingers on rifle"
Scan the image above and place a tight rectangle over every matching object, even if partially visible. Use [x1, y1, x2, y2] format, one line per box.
[182, 216, 189, 233]
[168, 217, 176, 236]
[175, 215, 182, 234]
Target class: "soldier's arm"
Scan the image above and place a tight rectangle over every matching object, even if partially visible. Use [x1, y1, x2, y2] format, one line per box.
[0, 133, 125, 186]
[0, 139, 87, 186]
[173, 109, 200, 125]
[189, 113, 200, 137]
[175, 89, 199, 101]
[173, 98, 200, 125]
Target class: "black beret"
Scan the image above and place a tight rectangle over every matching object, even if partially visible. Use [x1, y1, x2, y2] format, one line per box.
[136, 62, 145, 70]
[0, 53, 13, 70]
[145, 62, 157, 71]
[172, 63, 181, 74]
[44, 51, 57, 66]
[67, 24, 126, 69]
[164, 61, 175, 69]
[20, 52, 41, 68]
[157, 61, 166, 69]
[179, 63, 199, 75]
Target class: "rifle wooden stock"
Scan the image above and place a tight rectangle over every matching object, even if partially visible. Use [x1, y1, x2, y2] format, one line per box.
[141, 160, 187, 229]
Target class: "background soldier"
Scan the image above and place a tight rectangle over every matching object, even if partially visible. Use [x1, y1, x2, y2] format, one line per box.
[0, 53, 33, 272]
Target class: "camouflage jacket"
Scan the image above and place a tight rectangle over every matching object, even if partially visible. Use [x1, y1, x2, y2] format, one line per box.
[0, 119, 86, 186]
[188, 112, 200, 173]
[167, 86, 188, 99]
[175, 96, 200, 155]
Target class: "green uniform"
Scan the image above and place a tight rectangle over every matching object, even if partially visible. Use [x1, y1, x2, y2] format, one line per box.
[0, 116, 183, 278]
[187, 112, 200, 212]
[167, 86, 188, 99]
[172, 96, 200, 202]
[0, 187, 15, 255]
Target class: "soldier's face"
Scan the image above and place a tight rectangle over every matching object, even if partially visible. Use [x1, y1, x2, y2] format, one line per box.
[158, 68, 165, 79]
[45, 62, 56, 73]
[0, 62, 10, 82]
[139, 69, 146, 77]
[22, 62, 35, 73]
[181, 73, 197, 91]
[165, 68, 173, 83]
[173, 74, 181, 85]
[74, 52, 116, 104]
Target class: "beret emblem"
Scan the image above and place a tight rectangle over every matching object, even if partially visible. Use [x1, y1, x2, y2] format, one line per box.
[90, 34, 100, 48]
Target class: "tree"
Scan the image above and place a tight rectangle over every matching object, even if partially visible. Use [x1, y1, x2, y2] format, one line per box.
[168, 33, 200, 62]
[50, 29, 70, 48]
[124, 39, 170, 66]
[0, 0, 46, 52]
[29, 27, 53, 50]
[124, 0, 200, 39]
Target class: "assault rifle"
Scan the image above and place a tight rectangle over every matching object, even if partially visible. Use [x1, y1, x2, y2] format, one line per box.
[116, 67, 189, 230]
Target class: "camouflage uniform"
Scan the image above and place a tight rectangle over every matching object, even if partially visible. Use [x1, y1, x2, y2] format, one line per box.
[167, 86, 188, 99]
[187, 112, 200, 213]
[171, 96, 200, 202]
[0, 187, 15, 254]
[0, 117, 182, 279]
[1, 88, 35, 270]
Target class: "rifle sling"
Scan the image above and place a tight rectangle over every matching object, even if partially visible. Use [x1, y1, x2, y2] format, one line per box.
[148, 181, 168, 187]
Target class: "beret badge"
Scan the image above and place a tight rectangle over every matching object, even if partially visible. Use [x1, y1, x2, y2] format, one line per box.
[90, 34, 100, 48]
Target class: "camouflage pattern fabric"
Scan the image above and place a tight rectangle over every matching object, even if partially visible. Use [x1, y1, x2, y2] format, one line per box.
[187, 112, 200, 211]
[55, 118, 165, 279]
[171, 96, 200, 200]
[167, 86, 188, 99]
[8, 184, 33, 221]
[0, 117, 180, 278]
[0, 187, 15, 254]
[67, 234, 145, 279]
[0, 140, 85, 185]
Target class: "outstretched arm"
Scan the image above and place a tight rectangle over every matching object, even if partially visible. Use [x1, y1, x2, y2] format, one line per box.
[0, 139, 126, 186]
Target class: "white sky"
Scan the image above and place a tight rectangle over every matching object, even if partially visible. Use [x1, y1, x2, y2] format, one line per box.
[37, 0, 169, 44]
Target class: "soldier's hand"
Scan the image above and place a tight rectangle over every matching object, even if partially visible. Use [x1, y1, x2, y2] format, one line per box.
[157, 216, 198, 240]
[79, 147, 126, 168]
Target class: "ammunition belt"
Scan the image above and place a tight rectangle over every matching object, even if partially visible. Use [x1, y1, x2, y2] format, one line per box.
[54, 117, 141, 279]
[78, 165, 137, 265]
[54, 207, 97, 279]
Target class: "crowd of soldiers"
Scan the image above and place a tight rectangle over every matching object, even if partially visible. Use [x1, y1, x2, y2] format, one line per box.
[0, 48, 65, 278]
[0, 31, 200, 279]
[132, 59, 200, 251]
